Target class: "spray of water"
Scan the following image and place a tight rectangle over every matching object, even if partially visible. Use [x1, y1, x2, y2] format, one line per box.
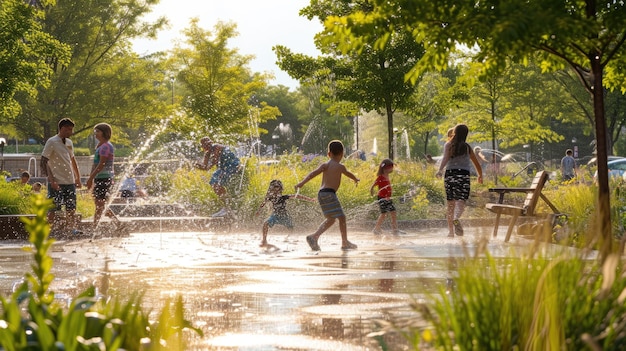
[402, 129, 411, 160]
[90, 115, 173, 240]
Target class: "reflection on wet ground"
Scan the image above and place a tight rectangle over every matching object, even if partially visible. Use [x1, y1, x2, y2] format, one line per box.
[0, 226, 547, 350]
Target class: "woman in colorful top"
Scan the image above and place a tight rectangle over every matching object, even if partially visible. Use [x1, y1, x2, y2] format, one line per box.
[435, 124, 483, 237]
[86, 123, 121, 226]
[370, 159, 403, 235]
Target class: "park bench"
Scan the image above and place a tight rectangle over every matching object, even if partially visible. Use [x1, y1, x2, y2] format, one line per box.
[485, 171, 565, 242]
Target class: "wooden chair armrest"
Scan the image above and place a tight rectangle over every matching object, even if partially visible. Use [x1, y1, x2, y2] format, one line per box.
[488, 187, 534, 194]
[488, 187, 534, 204]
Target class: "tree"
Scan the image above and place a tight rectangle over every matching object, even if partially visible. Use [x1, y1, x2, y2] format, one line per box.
[172, 20, 279, 141]
[11, 0, 169, 145]
[255, 85, 307, 155]
[326, 0, 626, 255]
[504, 64, 586, 152]
[296, 78, 352, 154]
[605, 90, 626, 154]
[275, 0, 426, 160]
[451, 62, 569, 182]
[402, 71, 453, 159]
[0, 0, 70, 122]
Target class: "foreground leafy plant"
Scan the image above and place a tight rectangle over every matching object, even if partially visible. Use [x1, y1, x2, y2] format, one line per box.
[0, 195, 202, 350]
[383, 250, 626, 350]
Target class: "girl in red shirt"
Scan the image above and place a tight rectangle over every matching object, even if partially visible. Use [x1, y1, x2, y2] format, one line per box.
[370, 159, 404, 235]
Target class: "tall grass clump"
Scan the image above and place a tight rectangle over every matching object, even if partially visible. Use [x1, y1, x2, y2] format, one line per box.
[611, 179, 626, 243]
[544, 179, 626, 247]
[0, 195, 202, 350]
[0, 179, 32, 215]
[542, 182, 596, 245]
[386, 251, 626, 350]
[167, 155, 446, 223]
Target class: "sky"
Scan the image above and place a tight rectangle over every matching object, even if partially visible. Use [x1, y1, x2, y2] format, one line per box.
[131, 0, 322, 89]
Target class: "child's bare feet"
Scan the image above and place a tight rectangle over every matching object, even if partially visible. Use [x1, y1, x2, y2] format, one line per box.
[341, 241, 357, 250]
[306, 235, 320, 251]
[260, 242, 267, 247]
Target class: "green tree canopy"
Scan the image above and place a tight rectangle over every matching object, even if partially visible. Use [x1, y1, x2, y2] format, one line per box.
[10, 0, 169, 146]
[0, 0, 70, 122]
[275, 0, 427, 159]
[325, 0, 626, 256]
[254, 85, 309, 155]
[172, 20, 279, 141]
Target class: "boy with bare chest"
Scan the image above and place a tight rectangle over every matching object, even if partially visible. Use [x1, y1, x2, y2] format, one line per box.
[295, 140, 360, 251]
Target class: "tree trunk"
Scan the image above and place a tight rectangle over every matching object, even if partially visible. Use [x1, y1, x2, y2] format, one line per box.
[386, 99, 395, 160]
[423, 131, 431, 157]
[491, 107, 497, 185]
[590, 54, 612, 259]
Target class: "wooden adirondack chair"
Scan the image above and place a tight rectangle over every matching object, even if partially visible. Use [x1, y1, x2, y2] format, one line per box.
[485, 171, 562, 242]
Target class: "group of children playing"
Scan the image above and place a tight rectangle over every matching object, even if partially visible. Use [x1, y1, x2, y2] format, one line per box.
[257, 123, 482, 250]
[256, 139, 403, 251]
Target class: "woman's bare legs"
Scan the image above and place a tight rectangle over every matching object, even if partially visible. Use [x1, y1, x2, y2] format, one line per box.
[446, 200, 455, 236]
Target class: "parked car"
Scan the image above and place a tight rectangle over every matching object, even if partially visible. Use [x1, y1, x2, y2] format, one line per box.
[593, 157, 626, 182]
[587, 155, 624, 166]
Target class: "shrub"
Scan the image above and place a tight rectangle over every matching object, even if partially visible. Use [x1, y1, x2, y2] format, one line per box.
[542, 180, 626, 245]
[611, 179, 626, 241]
[74, 147, 91, 156]
[387, 251, 626, 350]
[0, 180, 32, 215]
[541, 181, 595, 246]
[142, 167, 174, 196]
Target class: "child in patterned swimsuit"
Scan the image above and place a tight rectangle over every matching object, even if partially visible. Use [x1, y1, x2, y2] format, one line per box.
[256, 180, 315, 247]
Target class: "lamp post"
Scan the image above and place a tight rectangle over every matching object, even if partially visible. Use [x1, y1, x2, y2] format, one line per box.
[0, 137, 6, 172]
[572, 137, 578, 158]
[393, 127, 398, 160]
[169, 76, 175, 104]
[272, 133, 279, 157]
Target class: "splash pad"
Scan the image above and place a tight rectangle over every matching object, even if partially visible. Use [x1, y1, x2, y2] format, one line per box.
[1, 223, 550, 350]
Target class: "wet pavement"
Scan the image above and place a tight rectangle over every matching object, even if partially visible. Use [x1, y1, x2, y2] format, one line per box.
[0, 223, 555, 350]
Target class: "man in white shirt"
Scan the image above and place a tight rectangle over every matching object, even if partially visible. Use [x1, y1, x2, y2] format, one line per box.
[41, 118, 83, 236]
